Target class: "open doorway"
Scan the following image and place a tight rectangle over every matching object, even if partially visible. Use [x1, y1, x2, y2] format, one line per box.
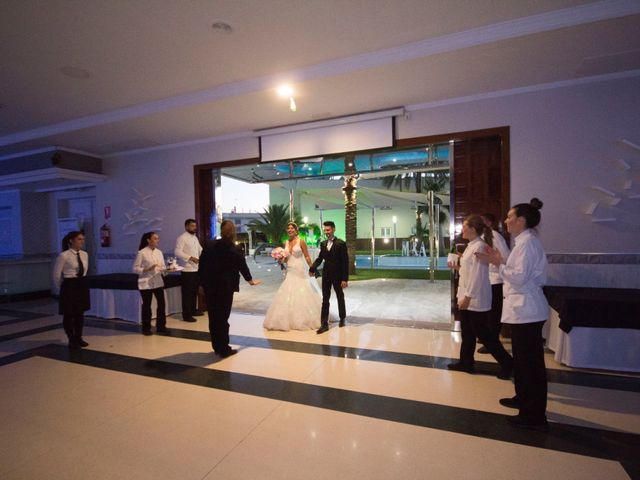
[194, 127, 509, 331]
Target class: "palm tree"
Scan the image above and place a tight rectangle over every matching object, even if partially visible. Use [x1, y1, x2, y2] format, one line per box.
[343, 154, 358, 274]
[382, 171, 449, 252]
[247, 204, 302, 246]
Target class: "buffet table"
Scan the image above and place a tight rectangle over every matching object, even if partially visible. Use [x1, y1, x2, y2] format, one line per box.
[86, 273, 182, 323]
[544, 286, 640, 372]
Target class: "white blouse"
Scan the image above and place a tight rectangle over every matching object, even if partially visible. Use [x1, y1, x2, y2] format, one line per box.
[132, 247, 165, 290]
[499, 229, 549, 324]
[457, 237, 491, 312]
[52, 249, 89, 291]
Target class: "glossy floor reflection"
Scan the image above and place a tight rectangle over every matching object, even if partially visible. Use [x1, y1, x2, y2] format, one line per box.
[0, 298, 639, 480]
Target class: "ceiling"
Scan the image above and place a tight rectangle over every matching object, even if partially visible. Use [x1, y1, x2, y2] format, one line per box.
[1, 0, 639, 159]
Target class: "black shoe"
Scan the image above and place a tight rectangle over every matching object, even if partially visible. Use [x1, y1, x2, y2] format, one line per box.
[497, 367, 513, 380]
[68, 339, 81, 349]
[499, 397, 520, 409]
[218, 349, 237, 358]
[76, 338, 89, 348]
[183, 317, 197, 323]
[194, 310, 205, 317]
[316, 324, 329, 334]
[156, 327, 171, 335]
[447, 362, 474, 373]
[477, 346, 489, 354]
[507, 415, 548, 432]
[339, 319, 345, 327]
[142, 330, 152, 336]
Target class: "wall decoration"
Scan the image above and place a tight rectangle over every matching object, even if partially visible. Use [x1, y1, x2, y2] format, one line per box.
[122, 187, 162, 236]
[584, 139, 639, 222]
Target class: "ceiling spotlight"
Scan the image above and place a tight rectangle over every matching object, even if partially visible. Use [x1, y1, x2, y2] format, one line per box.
[211, 21, 233, 33]
[277, 85, 294, 97]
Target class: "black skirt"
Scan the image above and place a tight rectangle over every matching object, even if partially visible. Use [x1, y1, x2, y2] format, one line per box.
[59, 277, 90, 315]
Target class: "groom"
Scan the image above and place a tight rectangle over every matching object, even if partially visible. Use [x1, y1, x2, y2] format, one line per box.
[309, 221, 349, 334]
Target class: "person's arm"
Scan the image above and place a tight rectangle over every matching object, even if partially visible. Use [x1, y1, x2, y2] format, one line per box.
[198, 244, 210, 286]
[493, 231, 511, 262]
[52, 253, 65, 292]
[174, 234, 191, 263]
[300, 239, 313, 267]
[340, 241, 349, 286]
[499, 242, 534, 286]
[309, 243, 325, 273]
[132, 250, 144, 274]
[235, 249, 261, 285]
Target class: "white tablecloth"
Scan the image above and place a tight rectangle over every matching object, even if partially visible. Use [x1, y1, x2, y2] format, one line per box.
[546, 307, 640, 372]
[87, 286, 182, 324]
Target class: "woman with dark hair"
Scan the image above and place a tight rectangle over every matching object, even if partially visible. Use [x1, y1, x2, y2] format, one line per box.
[263, 222, 322, 331]
[133, 231, 169, 336]
[53, 231, 90, 348]
[447, 215, 513, 378]
[477, 198, 549, 431]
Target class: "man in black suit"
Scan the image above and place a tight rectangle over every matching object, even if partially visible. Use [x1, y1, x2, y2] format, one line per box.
[198, 220, 261, 357]
[309, 221, 349, 334]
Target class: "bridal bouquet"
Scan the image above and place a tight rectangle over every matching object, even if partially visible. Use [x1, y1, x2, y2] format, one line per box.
[271, 247, 289, 270]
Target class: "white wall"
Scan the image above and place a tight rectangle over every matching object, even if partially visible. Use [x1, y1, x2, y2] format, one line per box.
[94, 76, 640, 285]
[95, 137, 258, 272]
[397, 76, 640, 254]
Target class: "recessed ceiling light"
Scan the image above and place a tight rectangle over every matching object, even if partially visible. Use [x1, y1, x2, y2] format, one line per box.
[211, 21, 233, 33]
[60, 66, 92, 79]
[277, 85, 293, 97]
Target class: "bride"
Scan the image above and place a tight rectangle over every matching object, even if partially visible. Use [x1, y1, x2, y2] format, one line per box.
[263, 222, 322, 331]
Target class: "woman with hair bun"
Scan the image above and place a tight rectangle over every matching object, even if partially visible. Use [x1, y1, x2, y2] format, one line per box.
[477, 198, 549, 431]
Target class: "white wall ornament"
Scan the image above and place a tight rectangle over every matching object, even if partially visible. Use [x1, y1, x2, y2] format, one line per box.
[122, 187, 162, 235]
[584, 139, 639, 223]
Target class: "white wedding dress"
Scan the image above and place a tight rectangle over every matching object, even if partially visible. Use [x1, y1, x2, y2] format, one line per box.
[263, 240, 322, 331]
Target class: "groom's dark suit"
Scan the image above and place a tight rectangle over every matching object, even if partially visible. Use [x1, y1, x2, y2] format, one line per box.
[309, 237, 349, 327]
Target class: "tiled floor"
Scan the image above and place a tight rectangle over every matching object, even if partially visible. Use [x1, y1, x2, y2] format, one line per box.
[1, 298, 639, 480]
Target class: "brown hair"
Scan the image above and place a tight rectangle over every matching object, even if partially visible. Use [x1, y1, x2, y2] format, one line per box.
[464, 214, 493, 248]
[512, 198, 543, 229]
[220, 220, 236, 241]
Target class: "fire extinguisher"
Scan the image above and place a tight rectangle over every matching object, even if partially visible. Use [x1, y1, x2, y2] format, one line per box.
[100, 224, 111, 247]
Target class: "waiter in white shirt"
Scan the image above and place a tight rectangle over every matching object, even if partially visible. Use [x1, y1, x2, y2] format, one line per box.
[52, 231, 90, 349]
[174, 219, 203, 322]
[477, 212, 511, 354]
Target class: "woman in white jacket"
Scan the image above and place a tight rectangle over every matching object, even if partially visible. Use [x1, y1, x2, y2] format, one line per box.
[448, 215, 513, 379]
[133, 232, 170, 336]
[478, 198, 549, 431]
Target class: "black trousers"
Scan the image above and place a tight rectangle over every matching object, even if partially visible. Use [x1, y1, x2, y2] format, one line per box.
[486, 283, 504, 342]
[511, 321, 547, 421]
[59, 277, 89, 341]
[140, 288, 166, 332]
[181, 271, 199, 318]
[62, 314, 84, 341]
[321, 276, 345, 324]
[459, 309, 513, 369]
[205, 287, 234, 353]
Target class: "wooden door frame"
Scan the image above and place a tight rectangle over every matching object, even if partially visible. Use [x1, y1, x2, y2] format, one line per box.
[193, 126, 510, 238]
[396, 126, 510, 221]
